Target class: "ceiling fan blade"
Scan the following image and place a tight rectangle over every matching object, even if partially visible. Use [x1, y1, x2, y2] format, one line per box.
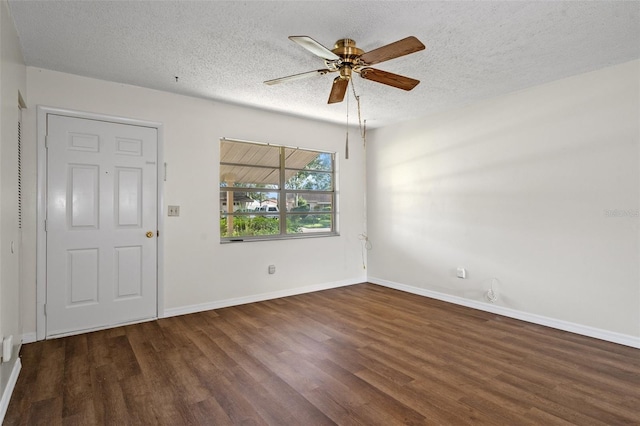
[264, 69, 329, 85]
[289, 36, 340, 61]
[359, 68, 420, 91]
[328, 77, 348, 104]
[359, 36, 425, 65]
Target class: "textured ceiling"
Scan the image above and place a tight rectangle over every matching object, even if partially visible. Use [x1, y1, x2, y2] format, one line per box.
[8, 1, 640, 128]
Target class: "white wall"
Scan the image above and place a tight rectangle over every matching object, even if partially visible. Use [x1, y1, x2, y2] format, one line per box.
[0, 0, 26, 413]
[367, 60, 639, 342]
[21, 68, 366, 335]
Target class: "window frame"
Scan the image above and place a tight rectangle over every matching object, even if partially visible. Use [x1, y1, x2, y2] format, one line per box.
[220, 138, 338, 242]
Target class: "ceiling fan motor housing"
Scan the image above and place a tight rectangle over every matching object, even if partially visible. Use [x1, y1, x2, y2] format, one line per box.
[332, 39, 364, 81]
[332, 39, 364, 61]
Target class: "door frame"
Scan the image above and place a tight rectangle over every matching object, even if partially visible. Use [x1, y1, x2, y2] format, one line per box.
[36, 106, 165, 340]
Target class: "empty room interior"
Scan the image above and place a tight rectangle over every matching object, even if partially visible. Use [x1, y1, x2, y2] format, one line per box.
[0, 1, 639, 424]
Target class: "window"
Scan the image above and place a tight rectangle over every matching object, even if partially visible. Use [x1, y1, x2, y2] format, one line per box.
[220, 138, 337, 241]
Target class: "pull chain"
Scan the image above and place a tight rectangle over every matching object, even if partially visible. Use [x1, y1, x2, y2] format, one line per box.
[350, 78, 366, 146]
[345, 82, 350, 159]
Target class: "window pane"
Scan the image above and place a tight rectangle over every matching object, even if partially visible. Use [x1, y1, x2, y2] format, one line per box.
[285, 192, 333, 212]
[286, 214, 333, 234]
[220, 164, 279, 188]
[284, 149, 333, 171]
[285, 171, 333, 190]
[221, 215, 280, 238]
[221, 140, 280, 167]
[220, 191, 279, 213]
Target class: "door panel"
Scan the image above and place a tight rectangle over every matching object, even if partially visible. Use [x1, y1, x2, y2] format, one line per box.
[114, 246, 143, 298]
[115, 167, 143, 227]
[67, 248, 99, 305]
[46, 114, 158, 337]
[69, 165, 99, 228]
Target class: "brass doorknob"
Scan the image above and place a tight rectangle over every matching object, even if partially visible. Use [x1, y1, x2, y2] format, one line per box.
[146, 231, 154, 238]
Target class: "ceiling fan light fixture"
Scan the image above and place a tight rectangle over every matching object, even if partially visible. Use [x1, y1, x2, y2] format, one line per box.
[339, 65, 352, 80]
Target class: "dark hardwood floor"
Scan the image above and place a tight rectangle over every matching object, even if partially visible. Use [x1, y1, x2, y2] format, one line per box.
[5, 283, 640, 425]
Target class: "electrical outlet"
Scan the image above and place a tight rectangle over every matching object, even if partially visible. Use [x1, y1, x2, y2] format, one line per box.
[2, 335, 12, 363]
[168, 205, 180, 217]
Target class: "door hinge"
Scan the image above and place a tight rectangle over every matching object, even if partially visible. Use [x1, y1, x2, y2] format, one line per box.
[44, 303, 47, 316]
[45, 135, 49, 149]
[44, 219, 47, 232]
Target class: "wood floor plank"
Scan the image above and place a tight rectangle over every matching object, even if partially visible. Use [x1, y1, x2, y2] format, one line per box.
[6, 283, 640, 425]
[61, 334, 93, 419]
[30, 339, 65, 403]
[189, 397, 235, 425]
[222, 364, 299, 425]
[258, 375, 336, 425]
[313, 357, 428, 425]
[89, 362, 130, 424]
[355, 368, 471, 424]
[118, 373, 162, 425]
[25, 397, 63, 426]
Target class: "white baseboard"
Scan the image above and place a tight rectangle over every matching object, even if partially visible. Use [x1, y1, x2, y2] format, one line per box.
[369, 277, 640, 349]
[21, 333, 37, 344]
[0, 357, 22, 424]
[163, 277, 363, 318]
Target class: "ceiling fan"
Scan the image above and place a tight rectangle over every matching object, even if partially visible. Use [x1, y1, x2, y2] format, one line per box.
[265, 36, 426, 104]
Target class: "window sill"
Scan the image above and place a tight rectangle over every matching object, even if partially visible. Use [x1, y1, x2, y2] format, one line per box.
[220, 232, 339, 243]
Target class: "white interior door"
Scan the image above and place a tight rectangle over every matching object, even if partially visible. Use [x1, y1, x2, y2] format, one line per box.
[46, 114, 158, 337]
